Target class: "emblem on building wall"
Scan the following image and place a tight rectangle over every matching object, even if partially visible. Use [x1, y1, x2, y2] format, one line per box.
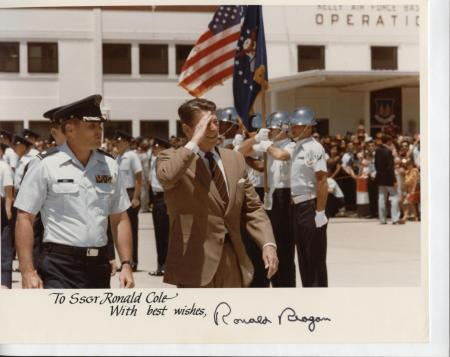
[374, 98, 396, 124]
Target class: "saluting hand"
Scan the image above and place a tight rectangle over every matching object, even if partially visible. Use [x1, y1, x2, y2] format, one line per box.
[191, 111, 214, 145]
[21, 270, 43, 289]
[262, 245, 279, 279]
[119, 265, 135, 288]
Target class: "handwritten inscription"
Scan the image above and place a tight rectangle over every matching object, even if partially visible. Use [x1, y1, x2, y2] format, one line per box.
[278, 307, 331, 332]
[48, 293, 332, 332]
[213, 302, 331, 332]
[48, 291, 206, 318]
[214, 302, 272, 326]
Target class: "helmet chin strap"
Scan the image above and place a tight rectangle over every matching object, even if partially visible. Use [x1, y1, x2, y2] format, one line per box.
[220, 123, 236, 138]
[290, 125, 310, 142]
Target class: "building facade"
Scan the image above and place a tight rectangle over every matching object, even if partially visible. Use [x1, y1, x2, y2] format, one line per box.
[0, 5, 420, 139]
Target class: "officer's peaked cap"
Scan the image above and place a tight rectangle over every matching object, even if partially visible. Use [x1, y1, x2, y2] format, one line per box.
[43, 104, 66, 122]
[12, 135, 32, 147]
[114, 130, 133, 142]
[153, 137, 172, 149]
[53, 94, 105, 122]
[0, 129, 13, 141]
[23, 128, 40, 140]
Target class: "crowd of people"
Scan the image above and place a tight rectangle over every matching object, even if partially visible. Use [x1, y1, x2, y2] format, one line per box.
[318, 126, 421, 223]
[0, 94, 421, 289]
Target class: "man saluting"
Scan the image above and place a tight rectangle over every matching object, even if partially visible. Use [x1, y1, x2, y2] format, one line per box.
[157, 98, 278, 288]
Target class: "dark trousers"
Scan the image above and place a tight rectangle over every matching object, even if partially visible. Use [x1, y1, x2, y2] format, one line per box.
[151, 192, 169, 270]
[1, 197, 13, 287]
[38, 244, 111, 289]
[368, 178, 379, 218]
[325, 194, 345, 218]
[292, 199, 328, 287]
[267, 188, 296, 287]
[126, 188, 140, 268]
[339, 176, 356, 210]
[242, 186, 270, 287]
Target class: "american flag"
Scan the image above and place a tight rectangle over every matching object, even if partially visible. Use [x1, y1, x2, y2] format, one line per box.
[178, 5, 245, 97]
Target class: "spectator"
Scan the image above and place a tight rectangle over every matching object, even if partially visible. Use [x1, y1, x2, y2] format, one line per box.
[401, 159, 420, 222]
[375, 134, 402, 225]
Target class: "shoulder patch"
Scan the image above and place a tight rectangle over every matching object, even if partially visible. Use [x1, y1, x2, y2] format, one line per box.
[37, 147, 59, 160]
[96, 149, 114, 159]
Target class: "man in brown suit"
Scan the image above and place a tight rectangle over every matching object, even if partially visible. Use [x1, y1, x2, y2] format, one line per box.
[157, 98, 278, 288]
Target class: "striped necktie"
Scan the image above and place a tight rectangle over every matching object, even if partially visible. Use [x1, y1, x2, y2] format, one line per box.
[204, 151, 229, 207]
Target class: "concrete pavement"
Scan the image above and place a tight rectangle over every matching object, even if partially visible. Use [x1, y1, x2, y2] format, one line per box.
[11, 213, 421, 288]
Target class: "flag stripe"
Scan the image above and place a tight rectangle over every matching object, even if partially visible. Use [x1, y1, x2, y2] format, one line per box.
[180, 48, 236, 86]
[181, 31, 240, 71]
[179, 41, 237, 83]
[196, 30, 215, 45]
[192, 24, 242, 54]
[183, 59, 234, 93]
[190, 67, 234, 97]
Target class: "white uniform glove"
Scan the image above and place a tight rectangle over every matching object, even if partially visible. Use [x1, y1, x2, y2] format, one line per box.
[315, 210, 328, 228]
[232, 134, 245, 148]
[252, 140, 273, 153]
[263, 191, 273, 210]
[254, 128, 270, 143]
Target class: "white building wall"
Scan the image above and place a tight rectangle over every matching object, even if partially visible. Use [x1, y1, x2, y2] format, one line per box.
[0, 5, 420, 136]
[294, 87, 365, 135]
[402, 87, 420, 134]
[326, 44, 370, 71]
[58, 40, 96, 104]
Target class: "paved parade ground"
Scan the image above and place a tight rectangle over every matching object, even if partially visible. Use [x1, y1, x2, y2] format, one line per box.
[11, 212, 421, 289]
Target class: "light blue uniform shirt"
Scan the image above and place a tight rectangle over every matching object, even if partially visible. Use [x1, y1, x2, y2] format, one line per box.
[287, 137, 327, 197]
[4, 147, 18, 170]
[14, 151, 35, 190]
[267, 138, 292, 189]
[14, 142, 130, 247]
[116, 149, 143, 189]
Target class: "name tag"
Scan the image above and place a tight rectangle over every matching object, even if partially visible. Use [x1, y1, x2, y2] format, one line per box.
[96, 175, 112, 184]
[57, 179, 74, 183]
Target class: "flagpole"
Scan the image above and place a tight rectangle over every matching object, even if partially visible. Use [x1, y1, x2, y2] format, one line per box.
[261, 87, 268, 195]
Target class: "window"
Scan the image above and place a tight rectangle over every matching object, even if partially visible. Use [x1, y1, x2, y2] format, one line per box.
[297, 45, 325, 72]
[176, 44, 193, 74]
[103, 120, 132, 139]
[0, 121, 24, 134]
[103, 44, 131, 74]
[29, 121, 51, 139]
[371, 46, 397, 70]
[28, 42, 58, 73]
[0, 42, 19, 72]
[176, 120, 186, 138]
[315, 119, 329, 137]
[140, 120, 169, 139]
[140, 44, 168, 74]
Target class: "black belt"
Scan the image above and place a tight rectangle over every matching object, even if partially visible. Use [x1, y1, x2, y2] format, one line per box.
[153, 191, 164, 198]
[42, 242, 108, 258]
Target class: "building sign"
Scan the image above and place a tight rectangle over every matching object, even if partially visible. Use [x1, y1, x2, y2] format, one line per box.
[315, 4, 420, 28]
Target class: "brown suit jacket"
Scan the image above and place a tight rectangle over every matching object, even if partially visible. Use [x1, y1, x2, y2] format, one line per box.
[156, 146, 275, 287]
